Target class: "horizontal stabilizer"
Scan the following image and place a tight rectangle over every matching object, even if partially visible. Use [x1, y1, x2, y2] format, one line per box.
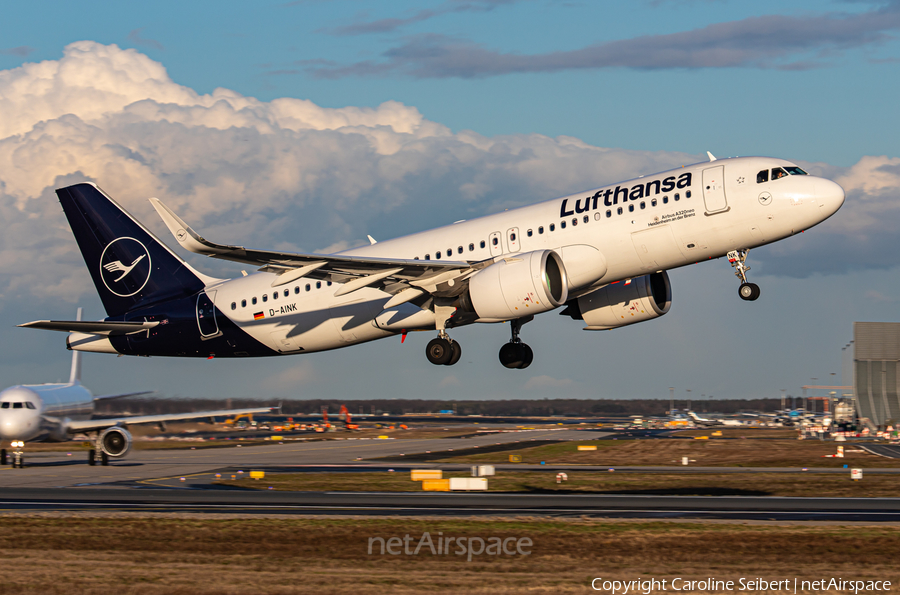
[19, 320, 159, 336]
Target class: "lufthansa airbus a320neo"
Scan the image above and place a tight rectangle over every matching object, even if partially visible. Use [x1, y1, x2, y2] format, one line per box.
[22, 154, 844, 369]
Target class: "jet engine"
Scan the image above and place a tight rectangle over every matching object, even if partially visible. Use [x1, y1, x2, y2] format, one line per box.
[461, 250, 568, 321]
[99, 426, 132, 457]
[561, 271, 671, 330]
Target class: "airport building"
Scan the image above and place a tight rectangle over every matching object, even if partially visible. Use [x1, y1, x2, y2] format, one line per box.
[853, 322, 900, 428]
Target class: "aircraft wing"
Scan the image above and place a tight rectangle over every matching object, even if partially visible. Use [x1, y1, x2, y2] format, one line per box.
[93, 391, 155, 402]
[150, 198, 488, 305]
[66, 407, 275, 433]
[18, 320, 159, 335]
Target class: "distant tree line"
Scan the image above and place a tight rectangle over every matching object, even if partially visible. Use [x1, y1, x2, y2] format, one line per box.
[96, 397, 782, 418]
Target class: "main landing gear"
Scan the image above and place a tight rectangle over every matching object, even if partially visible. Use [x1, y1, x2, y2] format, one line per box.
[87, 433, 110, 466]
[426, 334, 462, 366]
[728, 249, 760, 301]
[499, 316, 534, 370]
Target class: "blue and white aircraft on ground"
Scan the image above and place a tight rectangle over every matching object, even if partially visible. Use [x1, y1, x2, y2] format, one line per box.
[2, 309, 272, 467]
[21, 154, 844, 370]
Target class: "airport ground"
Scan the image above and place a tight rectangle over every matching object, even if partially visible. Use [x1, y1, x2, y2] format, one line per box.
[1, 515, 899, 594]
[3, 422, 900, 593]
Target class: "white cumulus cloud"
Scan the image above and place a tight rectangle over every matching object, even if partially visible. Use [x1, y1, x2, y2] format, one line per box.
[0, 41, 897, 314]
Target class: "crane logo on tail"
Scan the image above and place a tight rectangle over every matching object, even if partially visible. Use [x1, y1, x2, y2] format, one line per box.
[99, 237, 152, 297]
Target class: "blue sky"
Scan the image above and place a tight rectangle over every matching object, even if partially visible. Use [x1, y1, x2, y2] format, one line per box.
[0, 0, 898, 404]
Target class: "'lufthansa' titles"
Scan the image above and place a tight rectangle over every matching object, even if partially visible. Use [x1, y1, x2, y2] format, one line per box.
[559, 173, 692, 218]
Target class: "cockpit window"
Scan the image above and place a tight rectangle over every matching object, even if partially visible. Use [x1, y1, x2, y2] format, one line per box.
[784, 166, 808, 176]
[13, 402, 22, 409]
[25, 402, 35, 409]
[757, 169, 769, 183]
[771, 167, 788, 180]
[0, 402, 8, 409]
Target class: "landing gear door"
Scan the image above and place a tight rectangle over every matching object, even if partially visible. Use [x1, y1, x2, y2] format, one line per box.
[489, 231, 503, 256]
[196, 291, 221, 339]
[702, 165, 729, 214]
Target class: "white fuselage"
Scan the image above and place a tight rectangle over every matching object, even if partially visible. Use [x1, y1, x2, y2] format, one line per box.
[0, 383, 93, 442]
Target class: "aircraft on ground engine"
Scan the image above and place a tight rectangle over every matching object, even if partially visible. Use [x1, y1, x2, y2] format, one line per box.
[2, 310, 273, 467]
[21, 154, 844, 369]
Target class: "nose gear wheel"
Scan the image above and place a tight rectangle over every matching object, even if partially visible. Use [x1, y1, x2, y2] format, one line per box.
[728, 249, 760, 301]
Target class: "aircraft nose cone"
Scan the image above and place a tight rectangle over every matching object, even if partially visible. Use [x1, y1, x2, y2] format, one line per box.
[817, 178, 845, 216]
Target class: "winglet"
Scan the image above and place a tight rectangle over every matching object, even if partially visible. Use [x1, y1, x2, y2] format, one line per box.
[367, 235, 377, 245]
[707, 151, 717, 162]
[149, 197, 244, 257]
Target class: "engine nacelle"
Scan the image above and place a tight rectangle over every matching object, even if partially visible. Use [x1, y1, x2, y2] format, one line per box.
[562, 271, 671, 330]
[463, 250, 568, 321]
[99, 426, 132, 457]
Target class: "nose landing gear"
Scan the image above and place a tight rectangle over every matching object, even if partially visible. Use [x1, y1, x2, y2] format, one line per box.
[500, 316, 534, 369]
[6, 441, 25, 468]
[728, 250, 760, 301]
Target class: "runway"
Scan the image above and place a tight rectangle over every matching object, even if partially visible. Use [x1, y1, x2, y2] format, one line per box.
[0, 428, 602, 489]
[4, 428, 899, 521]
[3, 487, 900, 521]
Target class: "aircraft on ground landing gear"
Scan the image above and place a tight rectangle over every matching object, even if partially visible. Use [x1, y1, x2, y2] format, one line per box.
[1, 310, 273, 468]
[21, 154, 844, 369]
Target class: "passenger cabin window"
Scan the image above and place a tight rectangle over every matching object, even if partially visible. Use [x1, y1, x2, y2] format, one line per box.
[686, 190, 692, 198]
[674, 194, 680, 202]
[327, 281, 332, 286]
[771, 167, 788, 180]
[549, 223, 555, 231]
[617, 207, 623, 215]
[527, 229, 533, 237]
[457, 246, 463, 254]
[231, 302, 236, 310]
[305, 284, 311, 291]
[663, 196, 668, 204]
[241, 299, 247, 307]
[651, 199, 657, 207]
[640, 202, 646, 210]
[480, 240, 486, 248]
[757, 169, 769, 183]
[538, 226, 544, 234]
[606, 210, 611, 218]
[628, 204, 634, 212]
[435, 252, 441, 259]
[560, 221, 566, 229]
[316, 281, 322, 289]
[447, 249, 452, 257]
[273, 292, 278, 300]
[425, 254, 431, 260]
[469, 243, 475, 251]
[294, 287, 299, 294]
[252, 297, 258, 305]
[595, 212, 601, 221]
[584, 215, 589, 223]
[262, 294, 268, 302]
[284, 289, 289, 297]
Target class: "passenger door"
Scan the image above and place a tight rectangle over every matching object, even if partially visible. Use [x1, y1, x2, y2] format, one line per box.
[196, 291, 221, 339]
[702, 165, 728, 214]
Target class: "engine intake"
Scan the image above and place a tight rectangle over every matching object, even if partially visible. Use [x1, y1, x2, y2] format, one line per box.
[462, 250, 568, 321]
[99, 426, 132, 457]
[562, 271, 671, 330]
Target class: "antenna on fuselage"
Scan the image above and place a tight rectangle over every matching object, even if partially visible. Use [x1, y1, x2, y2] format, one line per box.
[69, 307, 83, 384]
